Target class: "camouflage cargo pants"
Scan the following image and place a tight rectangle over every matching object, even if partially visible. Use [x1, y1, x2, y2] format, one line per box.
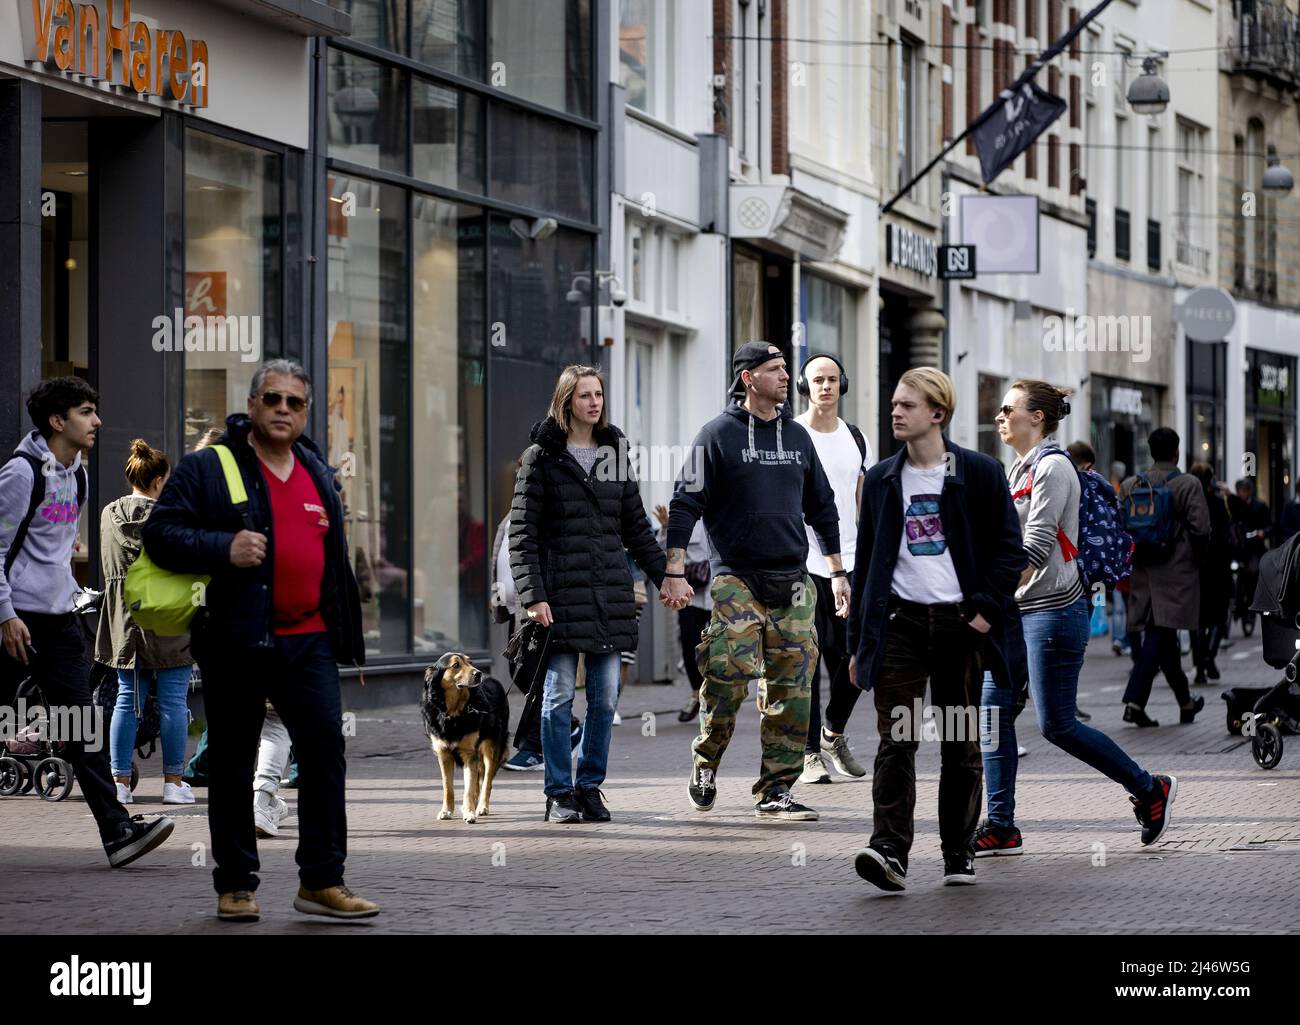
[693, 574, 818, 799]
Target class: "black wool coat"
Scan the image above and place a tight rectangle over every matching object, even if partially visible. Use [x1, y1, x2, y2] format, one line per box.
[509, 417, 667, 655]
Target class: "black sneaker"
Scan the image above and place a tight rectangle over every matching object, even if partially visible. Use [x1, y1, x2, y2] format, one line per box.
[687, 765, 717, 812]
[1123, 704, 1159, 728]
[1193, 670, 1208, 686]
[543, 793, 582, 823]
[854, 846, 907, 892]
[576, 788, 611, 822]
[942, 852, 977, 885]
[755, 789, 819, 821]
[970, 821, 1023, 857]
[104, 815, 175, 868]
[1206, 659, 1221, 681]
[1180, 696, 1205, 724]
[1131, 774, 1178, 845]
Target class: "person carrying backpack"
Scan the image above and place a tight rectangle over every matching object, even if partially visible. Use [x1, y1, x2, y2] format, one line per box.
[0, 378, 174, 868]
[95, 439, 195, 806]
[975, 381, 1179, 857]
[1119, 427, 1211, 727]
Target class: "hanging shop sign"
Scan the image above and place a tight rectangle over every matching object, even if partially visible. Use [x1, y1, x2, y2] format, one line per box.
[20, 0, 210, 108]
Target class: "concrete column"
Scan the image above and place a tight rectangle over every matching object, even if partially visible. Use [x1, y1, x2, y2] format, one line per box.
[0, 80, 43, 448]
[908, 306, 947, 368]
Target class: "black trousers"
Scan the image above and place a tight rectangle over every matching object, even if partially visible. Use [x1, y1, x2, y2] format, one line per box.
[200, 631, 347, 894]
[806, 572, 862, 751]
[0, 610, 131, 844]
[1123, 626, 1192, 708]
[870, 599, 984, 869]
[678, 605, 710, 692]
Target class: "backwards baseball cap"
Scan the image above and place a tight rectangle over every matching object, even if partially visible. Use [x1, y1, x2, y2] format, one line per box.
[730, 341, 785, 395]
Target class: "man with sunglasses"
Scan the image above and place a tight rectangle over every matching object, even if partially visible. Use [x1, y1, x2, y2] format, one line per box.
[144, 360, 376, 923]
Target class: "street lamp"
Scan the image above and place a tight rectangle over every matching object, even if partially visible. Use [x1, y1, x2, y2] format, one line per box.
[1127, 57, 1169, 115]
[1262, 143, 1295, 195]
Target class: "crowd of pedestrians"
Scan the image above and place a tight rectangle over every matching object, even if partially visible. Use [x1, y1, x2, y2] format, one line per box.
[0, 343, 1270, 913]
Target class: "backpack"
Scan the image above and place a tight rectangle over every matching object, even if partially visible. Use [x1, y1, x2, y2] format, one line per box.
[846, 422, 868, 465]
[1020, 449, 1134, 588]
[1121, 469, 1182, 567]
[124, 444, 252, 637]
[2, 453, 88, 577]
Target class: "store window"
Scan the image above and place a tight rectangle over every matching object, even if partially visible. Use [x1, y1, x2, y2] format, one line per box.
[1090, 377, 1159, 483]
[1187, 340, 1226, 477]
[413, 78, 485, 192]
[183, 130, 283, 450]
[977, 374, 1006, 464]
[413, 199, 487, 655]
[489, 0, 592, 119]
[489, 105, 593, 221]
[733, 248, 762, 349]
[1245, 349, 1296, 519]
[800, 274, 858, 424]
[414, 0, 486, 77]
[327, 175, 411, 658]
[328, 49, 407, 174]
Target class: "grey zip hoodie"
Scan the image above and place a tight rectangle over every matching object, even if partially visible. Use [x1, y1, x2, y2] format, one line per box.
[0, 431, 84, 623]
[1007, 439, 1086, 613]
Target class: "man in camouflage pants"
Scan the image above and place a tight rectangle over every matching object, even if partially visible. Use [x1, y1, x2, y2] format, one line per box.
[661, 342, 848, 820]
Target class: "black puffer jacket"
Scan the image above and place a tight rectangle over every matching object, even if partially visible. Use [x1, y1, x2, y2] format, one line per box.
[509, 418, 666, 654]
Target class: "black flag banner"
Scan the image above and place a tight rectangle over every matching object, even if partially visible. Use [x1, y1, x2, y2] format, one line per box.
[972, 80, 1068, 183]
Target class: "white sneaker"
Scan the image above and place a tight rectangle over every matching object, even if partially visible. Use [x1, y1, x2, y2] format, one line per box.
[612, 710, 622, 726]
[115, 782, 133, 805]
[162, 781, 195, 805]
[798, 752, 832, 785]
[254, 789, 288, 838]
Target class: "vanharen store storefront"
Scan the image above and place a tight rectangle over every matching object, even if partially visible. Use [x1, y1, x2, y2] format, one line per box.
[1, 0, 607, 684]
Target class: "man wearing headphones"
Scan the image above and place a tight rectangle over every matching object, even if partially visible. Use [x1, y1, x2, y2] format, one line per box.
[795, 354, 874, 785]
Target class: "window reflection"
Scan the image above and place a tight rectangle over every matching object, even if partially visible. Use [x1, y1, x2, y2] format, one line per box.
[414, 0, 484, 77]
[328, 49, 407, 173]
[413, 78, 484, 192]
[490, 104, 593, 221]
[489, 0, 592, 118]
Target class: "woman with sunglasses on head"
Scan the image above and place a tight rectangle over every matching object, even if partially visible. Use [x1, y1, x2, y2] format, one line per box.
[974, 381, 1177, 857]
[510, 364, 681, 823]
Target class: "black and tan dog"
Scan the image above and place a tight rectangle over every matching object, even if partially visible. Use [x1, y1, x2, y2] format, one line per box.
[420, 653, 509, 823]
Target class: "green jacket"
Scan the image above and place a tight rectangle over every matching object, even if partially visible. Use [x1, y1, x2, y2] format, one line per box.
[94, 496, 192, 669]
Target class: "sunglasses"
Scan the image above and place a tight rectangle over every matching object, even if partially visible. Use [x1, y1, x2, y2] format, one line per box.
[997, 405, 1022, 418]
[259, 390, 309, 413]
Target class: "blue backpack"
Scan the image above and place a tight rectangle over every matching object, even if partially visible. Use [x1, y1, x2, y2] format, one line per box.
[1021, 449, 1134, 587]
[1121, 469, 1181, 566]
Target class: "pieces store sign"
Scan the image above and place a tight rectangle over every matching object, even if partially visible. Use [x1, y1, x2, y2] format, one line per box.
[19, 0, 210, 108]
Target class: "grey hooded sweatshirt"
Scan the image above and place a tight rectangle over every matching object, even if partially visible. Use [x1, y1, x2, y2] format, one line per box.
[0, 431, 85, 623]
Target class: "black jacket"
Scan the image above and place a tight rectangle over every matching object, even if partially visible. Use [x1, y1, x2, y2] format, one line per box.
[666, 399, 840, 574]
[141, 414, 364, 665]
[509, 418, 666, 654]
[847, 438, 1028, 693]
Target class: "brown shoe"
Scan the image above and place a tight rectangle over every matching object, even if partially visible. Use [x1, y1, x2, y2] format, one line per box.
[217, 890, 260, 922]
[293, 884, 381, 919]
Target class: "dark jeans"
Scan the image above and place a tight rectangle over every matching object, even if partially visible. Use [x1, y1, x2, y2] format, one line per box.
[870, 598, 984, 869]
[807, 572, 861, 751]
[200, 632, 347, 894]
[0, 610, 132, 844]
[1123, 625, 1192, 709]
[678, 605, 710, 693]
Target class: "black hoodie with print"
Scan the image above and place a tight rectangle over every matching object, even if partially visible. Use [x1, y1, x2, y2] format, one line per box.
[667, 399, 839, 576]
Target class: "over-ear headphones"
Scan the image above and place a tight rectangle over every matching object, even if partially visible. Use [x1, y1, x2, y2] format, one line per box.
[797, 352, 850, 397]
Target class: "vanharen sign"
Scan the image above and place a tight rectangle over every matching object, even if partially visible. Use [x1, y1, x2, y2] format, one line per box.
[20, 0, 210, 107]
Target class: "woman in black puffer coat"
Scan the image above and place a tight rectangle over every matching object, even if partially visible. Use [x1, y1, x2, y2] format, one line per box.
[509, 364, 677, 824]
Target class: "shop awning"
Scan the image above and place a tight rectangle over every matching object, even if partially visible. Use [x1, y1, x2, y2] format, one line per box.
[730, 184, 848, 262]
[209, 0, 352, 36]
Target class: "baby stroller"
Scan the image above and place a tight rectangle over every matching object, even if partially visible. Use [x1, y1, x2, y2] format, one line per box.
[1244, 534, 1300, 769]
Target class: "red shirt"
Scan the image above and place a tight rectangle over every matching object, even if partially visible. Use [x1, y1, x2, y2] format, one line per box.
[259, 457, 329, 635]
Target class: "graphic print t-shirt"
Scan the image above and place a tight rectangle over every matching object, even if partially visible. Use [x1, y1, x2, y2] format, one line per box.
[891, 461, 963, 604]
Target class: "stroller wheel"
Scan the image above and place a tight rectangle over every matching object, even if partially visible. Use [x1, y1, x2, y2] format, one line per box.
[129, 762, 139, 792]
[0, 756, 26, 797]
[1252, 723, 1284, 770]
[34, 757, 74, 802]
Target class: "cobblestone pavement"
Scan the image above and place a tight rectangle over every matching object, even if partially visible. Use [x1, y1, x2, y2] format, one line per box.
[3, 634, 1298, 934]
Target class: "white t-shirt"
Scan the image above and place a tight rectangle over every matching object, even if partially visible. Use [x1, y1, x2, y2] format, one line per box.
[891, 461, 964, 604]
[798, 416, 871, 576]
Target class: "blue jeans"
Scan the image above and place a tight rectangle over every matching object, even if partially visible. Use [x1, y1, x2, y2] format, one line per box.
[1110, 590, 1128, 649]
[541, 652, 620, 798]
[1024, 597, 1153, 799]
[980, 671, 1021, 829]
[110, 665, 192, 777]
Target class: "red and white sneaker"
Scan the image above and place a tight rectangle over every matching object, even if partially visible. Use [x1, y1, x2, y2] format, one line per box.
[970, 821, 1023, 857]
[1132, 774, 1177, 846]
